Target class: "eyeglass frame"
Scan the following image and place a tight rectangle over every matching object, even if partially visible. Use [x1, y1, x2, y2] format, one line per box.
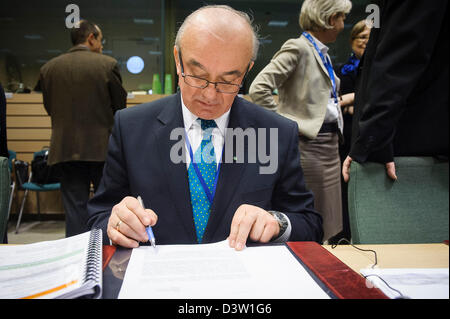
[178, 50, 251, 94]
[354, 35, 370, 41]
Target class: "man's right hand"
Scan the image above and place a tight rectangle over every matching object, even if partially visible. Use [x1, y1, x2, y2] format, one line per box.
[107, 196, 158, 248]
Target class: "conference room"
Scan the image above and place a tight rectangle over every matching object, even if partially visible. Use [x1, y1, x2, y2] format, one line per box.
[0, 0, 448, 303]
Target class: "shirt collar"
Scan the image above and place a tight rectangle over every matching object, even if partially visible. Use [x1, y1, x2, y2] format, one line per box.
[310, 34, 329, 56]
[68, 44, 90, 53]
[180, 93, 230, 137]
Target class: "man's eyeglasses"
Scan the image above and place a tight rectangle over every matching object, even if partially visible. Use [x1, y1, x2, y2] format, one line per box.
[178, 51, 250, 94]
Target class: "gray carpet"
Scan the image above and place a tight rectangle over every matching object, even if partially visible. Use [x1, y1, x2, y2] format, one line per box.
[7, 220, 66, 244]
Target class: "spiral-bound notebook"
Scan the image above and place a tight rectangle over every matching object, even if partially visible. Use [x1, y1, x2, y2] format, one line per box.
[0, 229, 102, 299]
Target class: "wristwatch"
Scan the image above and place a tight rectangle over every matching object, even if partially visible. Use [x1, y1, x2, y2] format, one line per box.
[268, 210, 288, 236]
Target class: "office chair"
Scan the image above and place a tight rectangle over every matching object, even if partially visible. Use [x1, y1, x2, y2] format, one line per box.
[348, 157, 449, 244]
[14, 150, 60, 234]
[0, 156, 11, 243]
[7, 150, 16, 172]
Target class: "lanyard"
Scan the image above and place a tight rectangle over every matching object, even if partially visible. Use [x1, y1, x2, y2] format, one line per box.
[185, 130, 222, 205]
[302, 32, 338, 103]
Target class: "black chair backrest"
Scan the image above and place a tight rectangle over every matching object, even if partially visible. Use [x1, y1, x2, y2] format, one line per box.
[14, 160, 29, 189]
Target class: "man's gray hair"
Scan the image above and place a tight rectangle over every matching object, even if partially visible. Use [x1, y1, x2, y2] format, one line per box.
[174, 5, 260, 61]
[299, 0, 352, 31]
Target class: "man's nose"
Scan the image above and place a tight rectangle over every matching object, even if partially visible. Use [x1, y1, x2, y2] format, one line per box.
[202, 82, 219, 99]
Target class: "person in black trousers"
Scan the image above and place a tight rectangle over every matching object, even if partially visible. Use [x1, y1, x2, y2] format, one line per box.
[331, 20, 371, 243]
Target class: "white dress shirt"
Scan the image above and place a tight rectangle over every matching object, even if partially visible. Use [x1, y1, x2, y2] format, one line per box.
[181, 96, 229, 169]
[310, 34, 342, 128]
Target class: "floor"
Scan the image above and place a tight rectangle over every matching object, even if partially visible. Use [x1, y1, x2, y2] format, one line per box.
[6, 220, 66, 244]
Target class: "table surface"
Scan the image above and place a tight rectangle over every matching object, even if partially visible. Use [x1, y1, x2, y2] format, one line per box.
[323, 243, 449, 274]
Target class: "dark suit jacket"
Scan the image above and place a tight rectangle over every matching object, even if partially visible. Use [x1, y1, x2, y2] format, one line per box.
[40, 45, 127, 165]
[350, 0, 449, 163]
[0, 83, 7, 158]
[87, 93, 323, 245]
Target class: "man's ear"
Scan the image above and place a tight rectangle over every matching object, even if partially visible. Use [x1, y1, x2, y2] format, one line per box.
[173, 46, 181, 74]
[86, 32, 96, 47]
[248, 60, 255, 73]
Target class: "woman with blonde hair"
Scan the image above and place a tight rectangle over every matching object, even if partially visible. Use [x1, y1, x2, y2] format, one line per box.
[250, 0, 352, 242]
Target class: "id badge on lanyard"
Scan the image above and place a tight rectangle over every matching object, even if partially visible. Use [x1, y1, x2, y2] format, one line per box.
[185, 130, 221, 205]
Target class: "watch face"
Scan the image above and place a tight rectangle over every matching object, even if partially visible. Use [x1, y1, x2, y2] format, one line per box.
[270, 211, 287, 233]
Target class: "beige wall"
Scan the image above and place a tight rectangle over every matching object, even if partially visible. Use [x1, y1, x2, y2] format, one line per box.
[5, 93, 256, 216]
[6, 93, 166, 215]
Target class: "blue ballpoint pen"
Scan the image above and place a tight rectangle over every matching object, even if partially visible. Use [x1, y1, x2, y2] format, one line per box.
[137, 196, 156, 248]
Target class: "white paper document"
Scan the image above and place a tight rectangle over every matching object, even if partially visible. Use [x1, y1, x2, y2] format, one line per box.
[119, 240, 330, 299]
[361, 268, 449, 299]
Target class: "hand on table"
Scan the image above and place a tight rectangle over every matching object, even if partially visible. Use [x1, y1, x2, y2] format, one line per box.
[228, 204, 280, 251]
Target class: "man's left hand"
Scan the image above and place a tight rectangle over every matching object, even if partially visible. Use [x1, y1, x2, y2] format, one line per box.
[227, 204, 280, 251]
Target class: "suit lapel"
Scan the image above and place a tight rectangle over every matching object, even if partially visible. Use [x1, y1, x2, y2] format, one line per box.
[203, 98, 249, 242]
[307, 40, 331, 82]
[155, 94, 197, 242]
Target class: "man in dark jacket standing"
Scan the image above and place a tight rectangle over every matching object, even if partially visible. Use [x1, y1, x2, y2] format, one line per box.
[40, 20, 127, 237]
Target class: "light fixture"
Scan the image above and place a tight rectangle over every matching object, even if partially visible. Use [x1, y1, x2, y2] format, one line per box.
[126, 56, 145, 74]
[133, 18, 154, 24]
[24, 34, 43, 40]
[268, 20, 289, 27]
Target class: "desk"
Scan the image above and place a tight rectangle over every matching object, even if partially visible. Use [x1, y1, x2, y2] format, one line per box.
[102, 243, 448, 299]
[323, 243, 449, 274]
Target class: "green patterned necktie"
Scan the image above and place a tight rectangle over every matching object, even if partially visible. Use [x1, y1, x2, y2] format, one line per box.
[188, 119, 217, 243]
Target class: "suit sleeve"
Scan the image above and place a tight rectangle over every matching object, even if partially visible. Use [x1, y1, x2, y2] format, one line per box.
[272, 122, 323, 242]
[87, 110, 131, 244]
[249, 39, 301, 111]
[350, 0, 448, 163]
[108, 62, 127, 114]
[39, 72, 51, 116]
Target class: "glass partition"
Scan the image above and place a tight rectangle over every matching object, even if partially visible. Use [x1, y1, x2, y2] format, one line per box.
[0, 0, 370, 95]
[0, 0, 164, 93]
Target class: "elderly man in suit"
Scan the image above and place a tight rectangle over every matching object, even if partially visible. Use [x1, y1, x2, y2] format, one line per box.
[87, 5, 323, 249]
[40, 20, 127, 237]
